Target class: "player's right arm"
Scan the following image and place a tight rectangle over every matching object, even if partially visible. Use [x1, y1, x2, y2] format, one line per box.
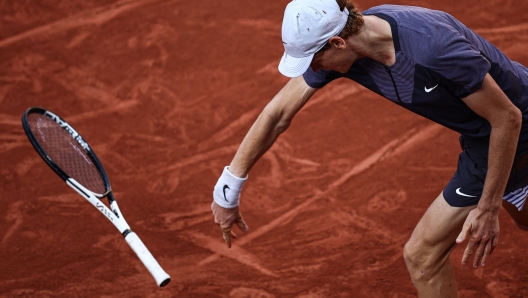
[212, 75, 318, 247]
[230, 75, 317, 177]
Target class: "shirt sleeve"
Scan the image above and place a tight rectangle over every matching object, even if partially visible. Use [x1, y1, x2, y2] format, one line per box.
[424, 28, 491, 98]
[302, 67, 343, 89]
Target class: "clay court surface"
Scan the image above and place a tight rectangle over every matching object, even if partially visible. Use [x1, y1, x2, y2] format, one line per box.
[2, 0, 528, 297]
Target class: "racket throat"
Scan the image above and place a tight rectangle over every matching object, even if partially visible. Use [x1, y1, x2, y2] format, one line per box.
[66, 178, 131, 233]
[107, 193, 121, 219]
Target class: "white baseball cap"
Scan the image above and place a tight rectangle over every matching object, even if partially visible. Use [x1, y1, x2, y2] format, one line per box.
[278, 0, 349, 77]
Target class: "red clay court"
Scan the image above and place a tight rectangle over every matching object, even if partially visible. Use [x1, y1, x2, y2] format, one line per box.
[1, 0, 528, 297]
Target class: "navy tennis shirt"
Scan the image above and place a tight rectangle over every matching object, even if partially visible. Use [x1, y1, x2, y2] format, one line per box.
[303, 5, 528, 148]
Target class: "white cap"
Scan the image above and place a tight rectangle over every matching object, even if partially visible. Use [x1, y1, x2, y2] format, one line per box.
[278, 0, 349, 77]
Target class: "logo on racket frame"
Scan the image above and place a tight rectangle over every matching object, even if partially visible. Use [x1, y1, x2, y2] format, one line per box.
[96, 201, 114, 221]
[45, 111, 90, 151]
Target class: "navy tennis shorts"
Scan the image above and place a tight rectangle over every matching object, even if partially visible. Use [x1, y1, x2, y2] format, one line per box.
[443, 135, 528, 210]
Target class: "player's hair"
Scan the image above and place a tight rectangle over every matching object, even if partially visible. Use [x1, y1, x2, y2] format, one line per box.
[318, 0, 364, 52]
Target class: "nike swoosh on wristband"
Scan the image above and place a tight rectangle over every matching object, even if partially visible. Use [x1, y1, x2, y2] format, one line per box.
[456, 188, 477, 198]
[424, 84, 439, 93]
[223, 185, 230, 202]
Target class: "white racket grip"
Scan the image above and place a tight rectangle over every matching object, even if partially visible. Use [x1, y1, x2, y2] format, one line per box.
[125, 232, 171, 287]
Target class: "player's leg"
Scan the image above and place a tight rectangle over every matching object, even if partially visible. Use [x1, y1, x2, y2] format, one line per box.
[404, 136, 485, 297]
[502, 199, 528, 230]
[403, 192, 475, 298]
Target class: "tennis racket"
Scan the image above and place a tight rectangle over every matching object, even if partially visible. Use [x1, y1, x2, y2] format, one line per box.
[21, 107, 171, 287]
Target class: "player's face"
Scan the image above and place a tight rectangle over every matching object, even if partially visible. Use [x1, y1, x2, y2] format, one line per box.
[310, 40, 356, 74]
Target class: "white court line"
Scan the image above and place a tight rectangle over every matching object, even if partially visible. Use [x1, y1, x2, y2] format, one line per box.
[0, 0, 166, 48]
[156, 144, 240, 174]
[66, 100, 139, 123]
[180, 231, 278, 277]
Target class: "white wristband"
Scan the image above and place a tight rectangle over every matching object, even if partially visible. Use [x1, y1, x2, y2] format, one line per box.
[213, 166, 247, 208]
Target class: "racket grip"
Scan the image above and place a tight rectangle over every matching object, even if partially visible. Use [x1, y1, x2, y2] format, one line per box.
[125, 232, 171, 287]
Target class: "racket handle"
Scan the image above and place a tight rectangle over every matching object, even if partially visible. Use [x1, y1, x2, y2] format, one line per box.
[125, 232, 171, 287]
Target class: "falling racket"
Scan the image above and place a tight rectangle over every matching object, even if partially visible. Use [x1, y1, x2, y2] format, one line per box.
[21, 107, 171, 287]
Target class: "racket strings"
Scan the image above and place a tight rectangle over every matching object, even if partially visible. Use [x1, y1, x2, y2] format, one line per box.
[28, 114, 107, 194]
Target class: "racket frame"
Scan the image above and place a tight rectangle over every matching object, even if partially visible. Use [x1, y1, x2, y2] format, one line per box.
[22, 107, 170, 287]
[22, 107, 110, 189]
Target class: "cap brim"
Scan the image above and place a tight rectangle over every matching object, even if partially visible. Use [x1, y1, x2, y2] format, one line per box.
[278, 52, 314, 78]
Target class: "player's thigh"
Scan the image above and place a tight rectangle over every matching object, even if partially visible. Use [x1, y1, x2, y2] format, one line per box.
[406, 192, 475, 261]
[502, 200, 528, 230]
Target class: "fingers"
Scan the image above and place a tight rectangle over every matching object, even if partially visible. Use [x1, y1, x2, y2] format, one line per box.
[461, 238, 475, 266]
[235, 215, 249, 232]
[457, 209, 500, 268]
[456, 223, 470, 244]
[490, 234, 499, 255]
[472, 240, 485, 268]
[220, 218, 248, 248]
[211, 203, 249, 248]
[462, 234, 498, 267]
[480, 238, 493, 266]
[218, 217, 247, 248]
[222, 228, 232, 248]
[459, 222, 473, 265]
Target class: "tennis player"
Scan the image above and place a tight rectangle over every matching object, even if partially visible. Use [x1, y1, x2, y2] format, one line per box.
[211, 0, 528, 296]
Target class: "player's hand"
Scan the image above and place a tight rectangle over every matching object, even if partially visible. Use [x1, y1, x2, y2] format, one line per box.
[211, 201, 249, 248]
[456, 207, 500, 268]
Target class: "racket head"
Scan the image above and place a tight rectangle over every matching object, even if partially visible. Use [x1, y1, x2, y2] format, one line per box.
[22, 107, 111, 196]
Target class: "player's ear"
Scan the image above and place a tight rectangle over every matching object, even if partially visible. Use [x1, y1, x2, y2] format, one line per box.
[328, 36, 346, 49]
